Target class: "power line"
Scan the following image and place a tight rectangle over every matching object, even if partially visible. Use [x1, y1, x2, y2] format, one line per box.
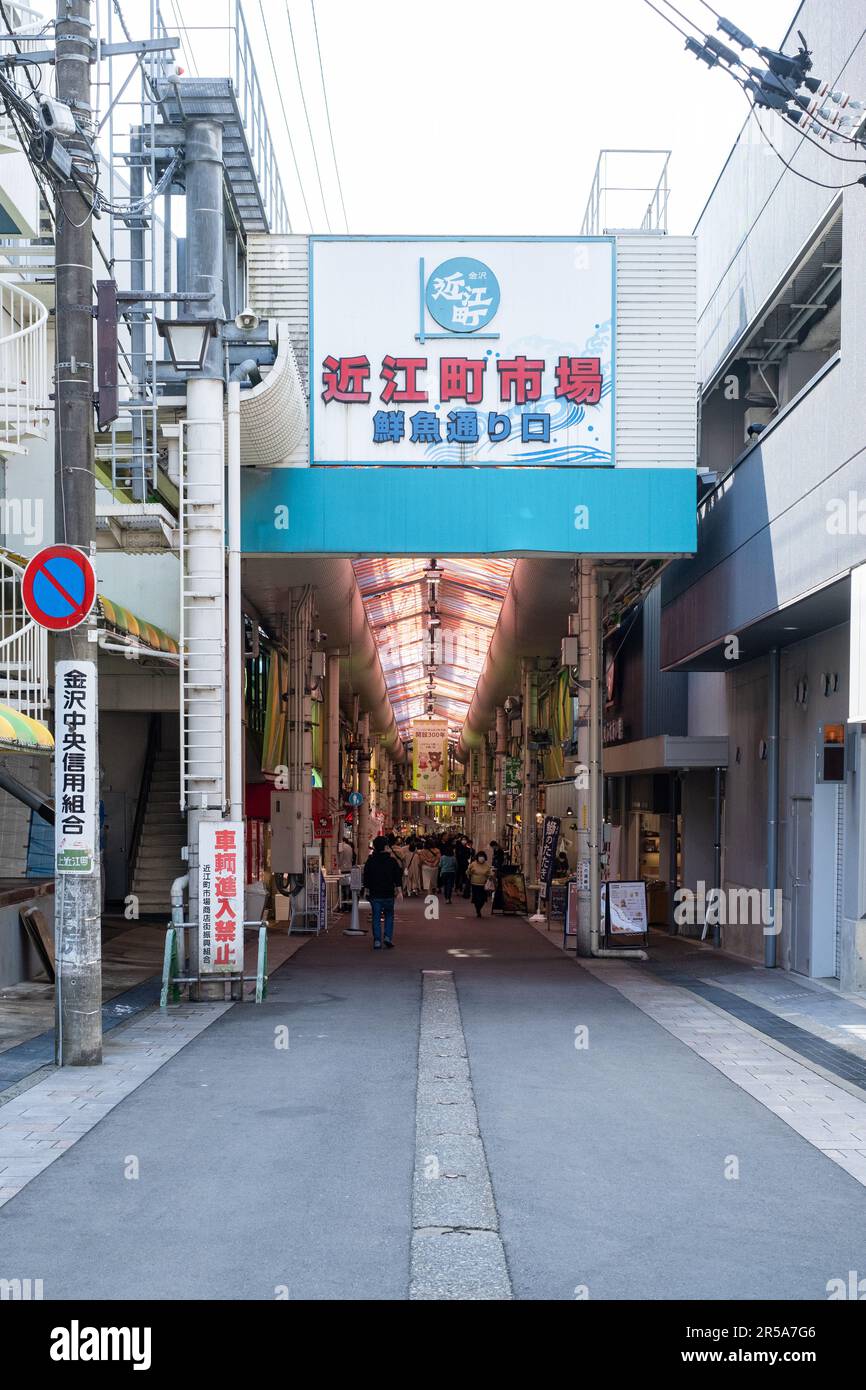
[166, 0, 200, 78]
[256, 0, 311, 231]
[743, 90, 866, 190]
[645, 0, 866, 160]
[283, 0, 332, 232]
[310, 0, 348, 232]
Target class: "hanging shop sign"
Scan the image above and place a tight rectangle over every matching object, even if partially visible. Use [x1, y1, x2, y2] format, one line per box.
[411, 718, 449, 795]
[199, 820, 245, 974]
[602, 880, 649, 937]
[54, 660, 97, 874]
[311, 238, 614, 468]
[505, 756, 522, 791]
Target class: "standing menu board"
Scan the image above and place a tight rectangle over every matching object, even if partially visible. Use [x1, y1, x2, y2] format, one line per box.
[602, 881, 649, 939]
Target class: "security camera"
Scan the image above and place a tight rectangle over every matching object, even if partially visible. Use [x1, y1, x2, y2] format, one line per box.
[235, 306, 259, 332]
[504, 695, 521, 716]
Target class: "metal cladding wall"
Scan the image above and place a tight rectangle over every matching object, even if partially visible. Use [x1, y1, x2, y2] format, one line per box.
[614, 235, 697, 471]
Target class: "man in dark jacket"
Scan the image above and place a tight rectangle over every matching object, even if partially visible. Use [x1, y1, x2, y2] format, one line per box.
[363, 835, 403, 950]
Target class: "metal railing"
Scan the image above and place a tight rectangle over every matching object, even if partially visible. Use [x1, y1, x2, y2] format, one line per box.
[155, 0, 290, 234]
[0, 3, 46, 149]
[0, 549, 49, 721]
[232, 0, 289, 234]
[0, 280, 49, 454]
[581, 149, 671, 237]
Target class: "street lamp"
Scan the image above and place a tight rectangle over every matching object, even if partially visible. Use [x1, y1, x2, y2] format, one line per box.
[156, 315, 218, 372]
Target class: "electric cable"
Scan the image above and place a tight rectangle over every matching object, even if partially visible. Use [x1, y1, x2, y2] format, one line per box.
[661, 0, 866, 148]
[256, 0, 310, 230]
[283, 0, 332, 232]
[310, 0, 348, 231]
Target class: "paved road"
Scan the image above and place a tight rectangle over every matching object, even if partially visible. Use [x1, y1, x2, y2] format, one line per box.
[2, 896, 866, 1300]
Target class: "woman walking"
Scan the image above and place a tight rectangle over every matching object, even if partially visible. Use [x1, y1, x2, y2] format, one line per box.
[439, 845, 457, 903]
[467, 851, 492, 918]
[419, 839, 441, 896]
[405, 840, 422, 897]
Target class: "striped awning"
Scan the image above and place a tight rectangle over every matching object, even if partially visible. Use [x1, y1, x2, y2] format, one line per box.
[98, 597, 179, 656]
[0, 703, 54, 752]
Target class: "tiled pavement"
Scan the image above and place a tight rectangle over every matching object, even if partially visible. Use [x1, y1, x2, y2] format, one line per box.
[579, 957, 866, 1188]
[0, 1002, 231, 1205]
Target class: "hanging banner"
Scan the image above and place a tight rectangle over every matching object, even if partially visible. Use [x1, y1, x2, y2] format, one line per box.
[311, 237, 614, 468]
[412, 718, 449, 795]
[538, 815, 561, 901]
[199, 821, 245, 974]
[55, 660, 97, 874]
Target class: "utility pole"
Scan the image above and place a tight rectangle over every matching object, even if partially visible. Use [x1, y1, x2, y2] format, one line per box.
[53, 0, 101, 1064]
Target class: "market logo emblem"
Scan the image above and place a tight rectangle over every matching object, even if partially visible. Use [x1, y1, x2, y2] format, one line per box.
[425, 256, 500, 334]
[49, 1321, 152, 1370]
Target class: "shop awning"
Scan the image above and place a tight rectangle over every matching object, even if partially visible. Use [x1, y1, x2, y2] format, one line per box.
[603, 735, 729, 776]
[98, 596, 179, 656]
[0, 703, 54, 753]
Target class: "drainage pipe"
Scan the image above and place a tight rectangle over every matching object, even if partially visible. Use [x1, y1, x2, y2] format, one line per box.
[766, 647, 780, 968]
[588, 564, 647, 961]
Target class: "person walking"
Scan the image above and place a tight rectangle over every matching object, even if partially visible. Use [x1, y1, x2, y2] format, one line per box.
[419, 839, 441, 895]
[362, 835, 403, 950]
[405, 839, 422, 896]
[454, 836, 470, 894]
[467, 851, 492, 918]
[439, 846, 457, 903]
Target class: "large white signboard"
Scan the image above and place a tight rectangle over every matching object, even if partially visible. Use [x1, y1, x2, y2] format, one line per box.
[311, 237, 614, 467]
[199, 820, 245, 974]
[55, 660, 97, 875]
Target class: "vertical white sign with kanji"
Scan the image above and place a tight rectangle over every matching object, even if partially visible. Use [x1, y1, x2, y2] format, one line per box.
[55, 660, 97, 874]
[199, 820, 245, 974]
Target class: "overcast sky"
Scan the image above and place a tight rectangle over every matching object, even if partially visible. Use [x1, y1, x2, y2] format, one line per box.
[126, 0, 800, 235]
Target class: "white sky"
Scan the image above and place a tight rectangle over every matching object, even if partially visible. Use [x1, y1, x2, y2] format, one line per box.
[117, 0, 799, 234]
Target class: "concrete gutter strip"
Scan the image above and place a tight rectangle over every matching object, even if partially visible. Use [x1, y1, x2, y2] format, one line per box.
[410, 969, 512, 1301]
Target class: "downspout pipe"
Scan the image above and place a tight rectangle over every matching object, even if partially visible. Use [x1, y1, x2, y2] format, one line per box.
[170, 873, 189, 972]
[227, 361, 262, 824]
[587, 564, 647, 961]
[713, 766, 722, 949]
[766, 647, 780, 968]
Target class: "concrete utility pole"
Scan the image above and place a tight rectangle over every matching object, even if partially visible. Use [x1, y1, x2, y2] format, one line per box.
[53, 0, 101, 1066]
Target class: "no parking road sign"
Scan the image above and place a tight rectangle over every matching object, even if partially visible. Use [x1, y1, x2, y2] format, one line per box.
[22, 545, 96, 632]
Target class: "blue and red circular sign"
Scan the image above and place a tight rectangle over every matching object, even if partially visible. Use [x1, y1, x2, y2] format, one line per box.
[22, 545, 96, 632]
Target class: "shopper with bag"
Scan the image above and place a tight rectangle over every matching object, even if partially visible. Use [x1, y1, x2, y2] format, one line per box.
[467, 850, 493, 918]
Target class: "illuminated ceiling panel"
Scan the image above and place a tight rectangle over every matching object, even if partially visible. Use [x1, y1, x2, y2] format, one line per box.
[353, 557, 514, 738]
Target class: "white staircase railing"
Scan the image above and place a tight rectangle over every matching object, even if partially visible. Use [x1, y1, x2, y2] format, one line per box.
[0, 4, 46, 151]
[0, 549, 48, 720]
[0, 280, 49, 454]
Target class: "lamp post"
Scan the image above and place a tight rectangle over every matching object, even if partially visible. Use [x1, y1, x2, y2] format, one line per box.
[156, 316, 219, 373]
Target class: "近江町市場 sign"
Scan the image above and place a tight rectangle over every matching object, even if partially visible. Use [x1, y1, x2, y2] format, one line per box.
[310, 238, 614, 468]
